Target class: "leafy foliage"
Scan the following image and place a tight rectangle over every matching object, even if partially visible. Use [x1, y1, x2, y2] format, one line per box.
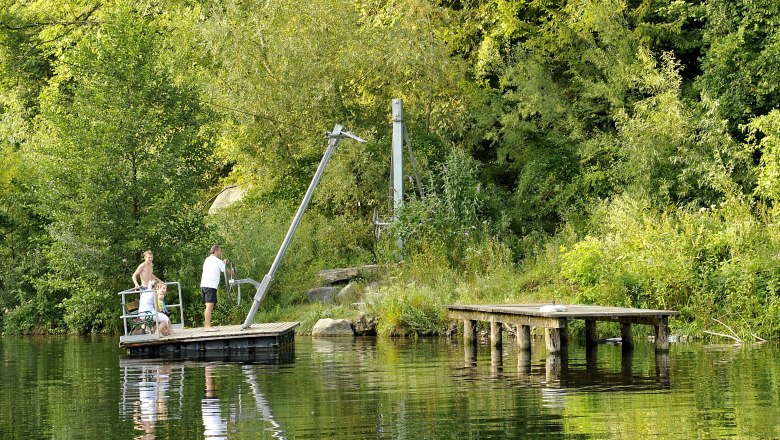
[3, 0, 780, 338]
[4, 5, 217, 332]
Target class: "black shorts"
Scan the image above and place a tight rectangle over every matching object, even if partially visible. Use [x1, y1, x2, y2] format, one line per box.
[201, 287, 218, 304]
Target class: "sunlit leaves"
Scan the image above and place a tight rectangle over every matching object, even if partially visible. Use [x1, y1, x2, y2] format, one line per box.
[747, 110, 780, 204]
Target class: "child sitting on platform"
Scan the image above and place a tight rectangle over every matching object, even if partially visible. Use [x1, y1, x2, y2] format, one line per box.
[140, 280, 174, 336]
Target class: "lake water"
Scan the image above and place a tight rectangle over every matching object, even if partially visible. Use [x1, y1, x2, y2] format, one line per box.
[1, 335, 779, 439]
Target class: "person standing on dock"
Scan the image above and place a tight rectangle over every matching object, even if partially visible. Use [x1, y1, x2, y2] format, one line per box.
[200, 245, 230, 331]
[132, 250, 162, 290]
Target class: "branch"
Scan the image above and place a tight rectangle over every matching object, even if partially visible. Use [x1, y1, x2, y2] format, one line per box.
[3, 20, 103, 30]
[3, 3, 103, 31]
[750, 332, 767, 343]
[712, 318, 740, 339]
[246, 35, 277, 82]
[703, 330, 743, 344]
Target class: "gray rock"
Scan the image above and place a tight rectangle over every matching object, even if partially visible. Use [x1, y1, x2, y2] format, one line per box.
[358, 264, 379, 277]
[318, 265, 380, 285]
[307, 286, 339, 304]
[208, 186, 245, 214]
[312, 318, 354, 337]
[353, 313, 377, 336]
[335, 283, 360, 304]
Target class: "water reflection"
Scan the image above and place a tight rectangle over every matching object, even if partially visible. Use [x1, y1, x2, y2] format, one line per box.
[2, 336, 779, 438]
[517, 350, 532, 377]
[457, 342, 672, 392]
[241, 365, 286, 439]
[545, 351, 565, 383]
[120, 359, 286, 439]
[135, 368, 169, 438]
[490, 346, 502, 377]
[464, 343, 477, 368]
[119, 361, 179, 439]
[202, 364, 226, 439]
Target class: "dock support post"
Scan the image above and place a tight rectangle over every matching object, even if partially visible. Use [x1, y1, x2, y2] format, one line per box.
[545, 320, 567, 353]
[654, 316, 670, 351]
[620, 322, 634, 351]
[585, 319, 598, 348]
[516, 324, 531, 351]
[490, 320, 502, 347]
[545, 328, 559, 353]
[463, 319, 477, 345]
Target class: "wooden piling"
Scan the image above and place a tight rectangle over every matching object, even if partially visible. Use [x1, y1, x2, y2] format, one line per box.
[655, 316, 670, 351]
[463, 319, 477, 345]
[620, 322, 633, 351]
[516, 324, 531, 351]
[585, 319, 598, 348]
[490, 320, 502, 347]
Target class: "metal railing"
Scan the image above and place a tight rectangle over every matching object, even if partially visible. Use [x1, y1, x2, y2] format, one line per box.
[119, 282, 184, 341]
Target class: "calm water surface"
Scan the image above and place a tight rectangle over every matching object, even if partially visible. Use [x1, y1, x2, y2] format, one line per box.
[1, 335, 779, 439]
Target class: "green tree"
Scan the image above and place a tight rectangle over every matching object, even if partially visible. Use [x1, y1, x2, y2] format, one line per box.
[0, 0, 106, 332]
[697, 0, 780, 136]
[162, 0, 467, 287]
[30, 5, 216, 332]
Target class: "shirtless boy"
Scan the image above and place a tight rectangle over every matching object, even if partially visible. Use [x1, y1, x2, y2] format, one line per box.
[132, 250, 162, 289]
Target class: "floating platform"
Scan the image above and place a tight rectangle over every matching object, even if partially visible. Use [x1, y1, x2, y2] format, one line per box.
[119, 322, 299, 359]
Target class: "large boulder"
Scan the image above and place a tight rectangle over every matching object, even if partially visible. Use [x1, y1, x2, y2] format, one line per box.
[318, 265, 379, 285]
[335, 282, 360, 304]
[307, 286, 339, 304]
[208, 186, 245, 214]
[352, 313, 377, 336]
[312, 318, 354, 336]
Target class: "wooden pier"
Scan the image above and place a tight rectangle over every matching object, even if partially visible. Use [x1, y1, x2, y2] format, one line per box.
[119, 322, 299, 359]
[448, 304, 679, 353]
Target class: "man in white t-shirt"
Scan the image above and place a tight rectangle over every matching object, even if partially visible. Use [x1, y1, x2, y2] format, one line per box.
[200, 244, 228, 331]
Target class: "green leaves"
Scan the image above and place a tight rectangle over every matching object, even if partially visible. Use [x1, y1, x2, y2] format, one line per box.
[697, 0, 780, 134]
[746, 110, 780, 203]
[22, 5, 217, 332]
[2, 0, 780, 335]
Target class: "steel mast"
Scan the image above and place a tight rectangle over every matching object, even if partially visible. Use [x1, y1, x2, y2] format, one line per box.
[241, 125, 366, 329]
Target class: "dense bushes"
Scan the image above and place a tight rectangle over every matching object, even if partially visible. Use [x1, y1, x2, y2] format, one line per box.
[358, 194, 780, 339]
[4, 1, 780, 340]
